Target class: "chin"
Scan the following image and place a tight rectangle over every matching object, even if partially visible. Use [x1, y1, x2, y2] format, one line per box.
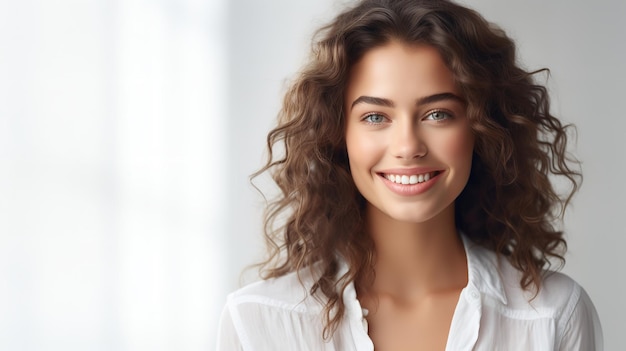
[381, 206, 442, 224]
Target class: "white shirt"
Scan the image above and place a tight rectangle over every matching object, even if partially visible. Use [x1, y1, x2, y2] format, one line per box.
[217, 237, 603, 350]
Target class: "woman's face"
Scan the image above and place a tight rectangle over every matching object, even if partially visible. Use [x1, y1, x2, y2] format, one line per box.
[344, 41, 474, 224]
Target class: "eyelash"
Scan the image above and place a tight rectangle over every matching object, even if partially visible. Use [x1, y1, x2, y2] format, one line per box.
[360, 109, 454, 125]
[362, 113, 388, 124]
[424, 109, 453, 123]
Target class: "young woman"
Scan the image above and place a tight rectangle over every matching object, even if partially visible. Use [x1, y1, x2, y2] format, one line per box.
[217, 0, 603, 350]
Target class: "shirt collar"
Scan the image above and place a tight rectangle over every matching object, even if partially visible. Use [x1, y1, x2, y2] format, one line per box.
[461, 235, 508, 305]
[339, 234, 509, 312]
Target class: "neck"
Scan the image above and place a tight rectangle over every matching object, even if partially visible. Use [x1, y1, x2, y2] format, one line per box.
[362, 204, 468, 301]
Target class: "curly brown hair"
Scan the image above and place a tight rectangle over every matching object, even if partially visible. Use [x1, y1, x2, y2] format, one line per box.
[252, 0, 581, 338]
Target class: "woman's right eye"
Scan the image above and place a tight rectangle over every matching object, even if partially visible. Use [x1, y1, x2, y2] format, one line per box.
[362, 113, 387, 124]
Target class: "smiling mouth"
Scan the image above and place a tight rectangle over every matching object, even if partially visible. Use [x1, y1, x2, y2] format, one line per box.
[381, 171, 441, 185]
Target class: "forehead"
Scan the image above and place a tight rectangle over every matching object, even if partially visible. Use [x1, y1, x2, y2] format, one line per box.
[345, 41, 460, 107]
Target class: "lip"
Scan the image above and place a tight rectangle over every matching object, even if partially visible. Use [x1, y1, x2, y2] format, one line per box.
[377, 168, 444, 196]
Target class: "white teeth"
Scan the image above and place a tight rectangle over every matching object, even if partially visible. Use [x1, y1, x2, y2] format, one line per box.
[385, 172, 437, 185]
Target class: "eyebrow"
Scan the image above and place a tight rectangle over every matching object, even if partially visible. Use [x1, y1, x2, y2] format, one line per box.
[350, 92, 466, 110]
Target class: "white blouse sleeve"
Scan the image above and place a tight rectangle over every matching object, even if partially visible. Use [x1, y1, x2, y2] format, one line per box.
[558, 287, 603, 351]
[216, 303, 244, 351]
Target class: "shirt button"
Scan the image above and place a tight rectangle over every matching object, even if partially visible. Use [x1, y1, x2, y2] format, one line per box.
[470, 290, 480, 299]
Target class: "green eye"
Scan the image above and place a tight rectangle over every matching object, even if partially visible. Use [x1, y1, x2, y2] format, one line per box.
[364, 113, 386, 124]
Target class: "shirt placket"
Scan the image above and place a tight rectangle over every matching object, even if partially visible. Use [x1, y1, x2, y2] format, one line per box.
[445, 285, 482, 351]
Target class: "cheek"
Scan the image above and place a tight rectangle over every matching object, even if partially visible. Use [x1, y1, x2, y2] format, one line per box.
[432, 128, 474, 167]
[346, 131, 380, 170]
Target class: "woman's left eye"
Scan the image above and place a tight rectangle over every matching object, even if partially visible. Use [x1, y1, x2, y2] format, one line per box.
[425, 110, 452, 121]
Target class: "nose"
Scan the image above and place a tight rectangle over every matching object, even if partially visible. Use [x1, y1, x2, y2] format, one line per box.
[391, 121, 427, 160]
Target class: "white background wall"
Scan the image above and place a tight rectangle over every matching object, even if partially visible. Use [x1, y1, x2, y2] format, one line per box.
[0, 0, 623, 350]
[1, 0, 227, 349]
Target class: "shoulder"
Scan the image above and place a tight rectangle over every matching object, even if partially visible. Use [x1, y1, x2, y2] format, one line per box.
[484, 247, 589, 315]
[218, 267, 329, 350]
[466, 243, 603, 349]
[500, 259, 581, 311]
[480, 248, 603, 349]
[532, 270, 603, 349]
[494, 252, 590, 319]
[227, 266, 324, 313]
[466, 240, 589, 313]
